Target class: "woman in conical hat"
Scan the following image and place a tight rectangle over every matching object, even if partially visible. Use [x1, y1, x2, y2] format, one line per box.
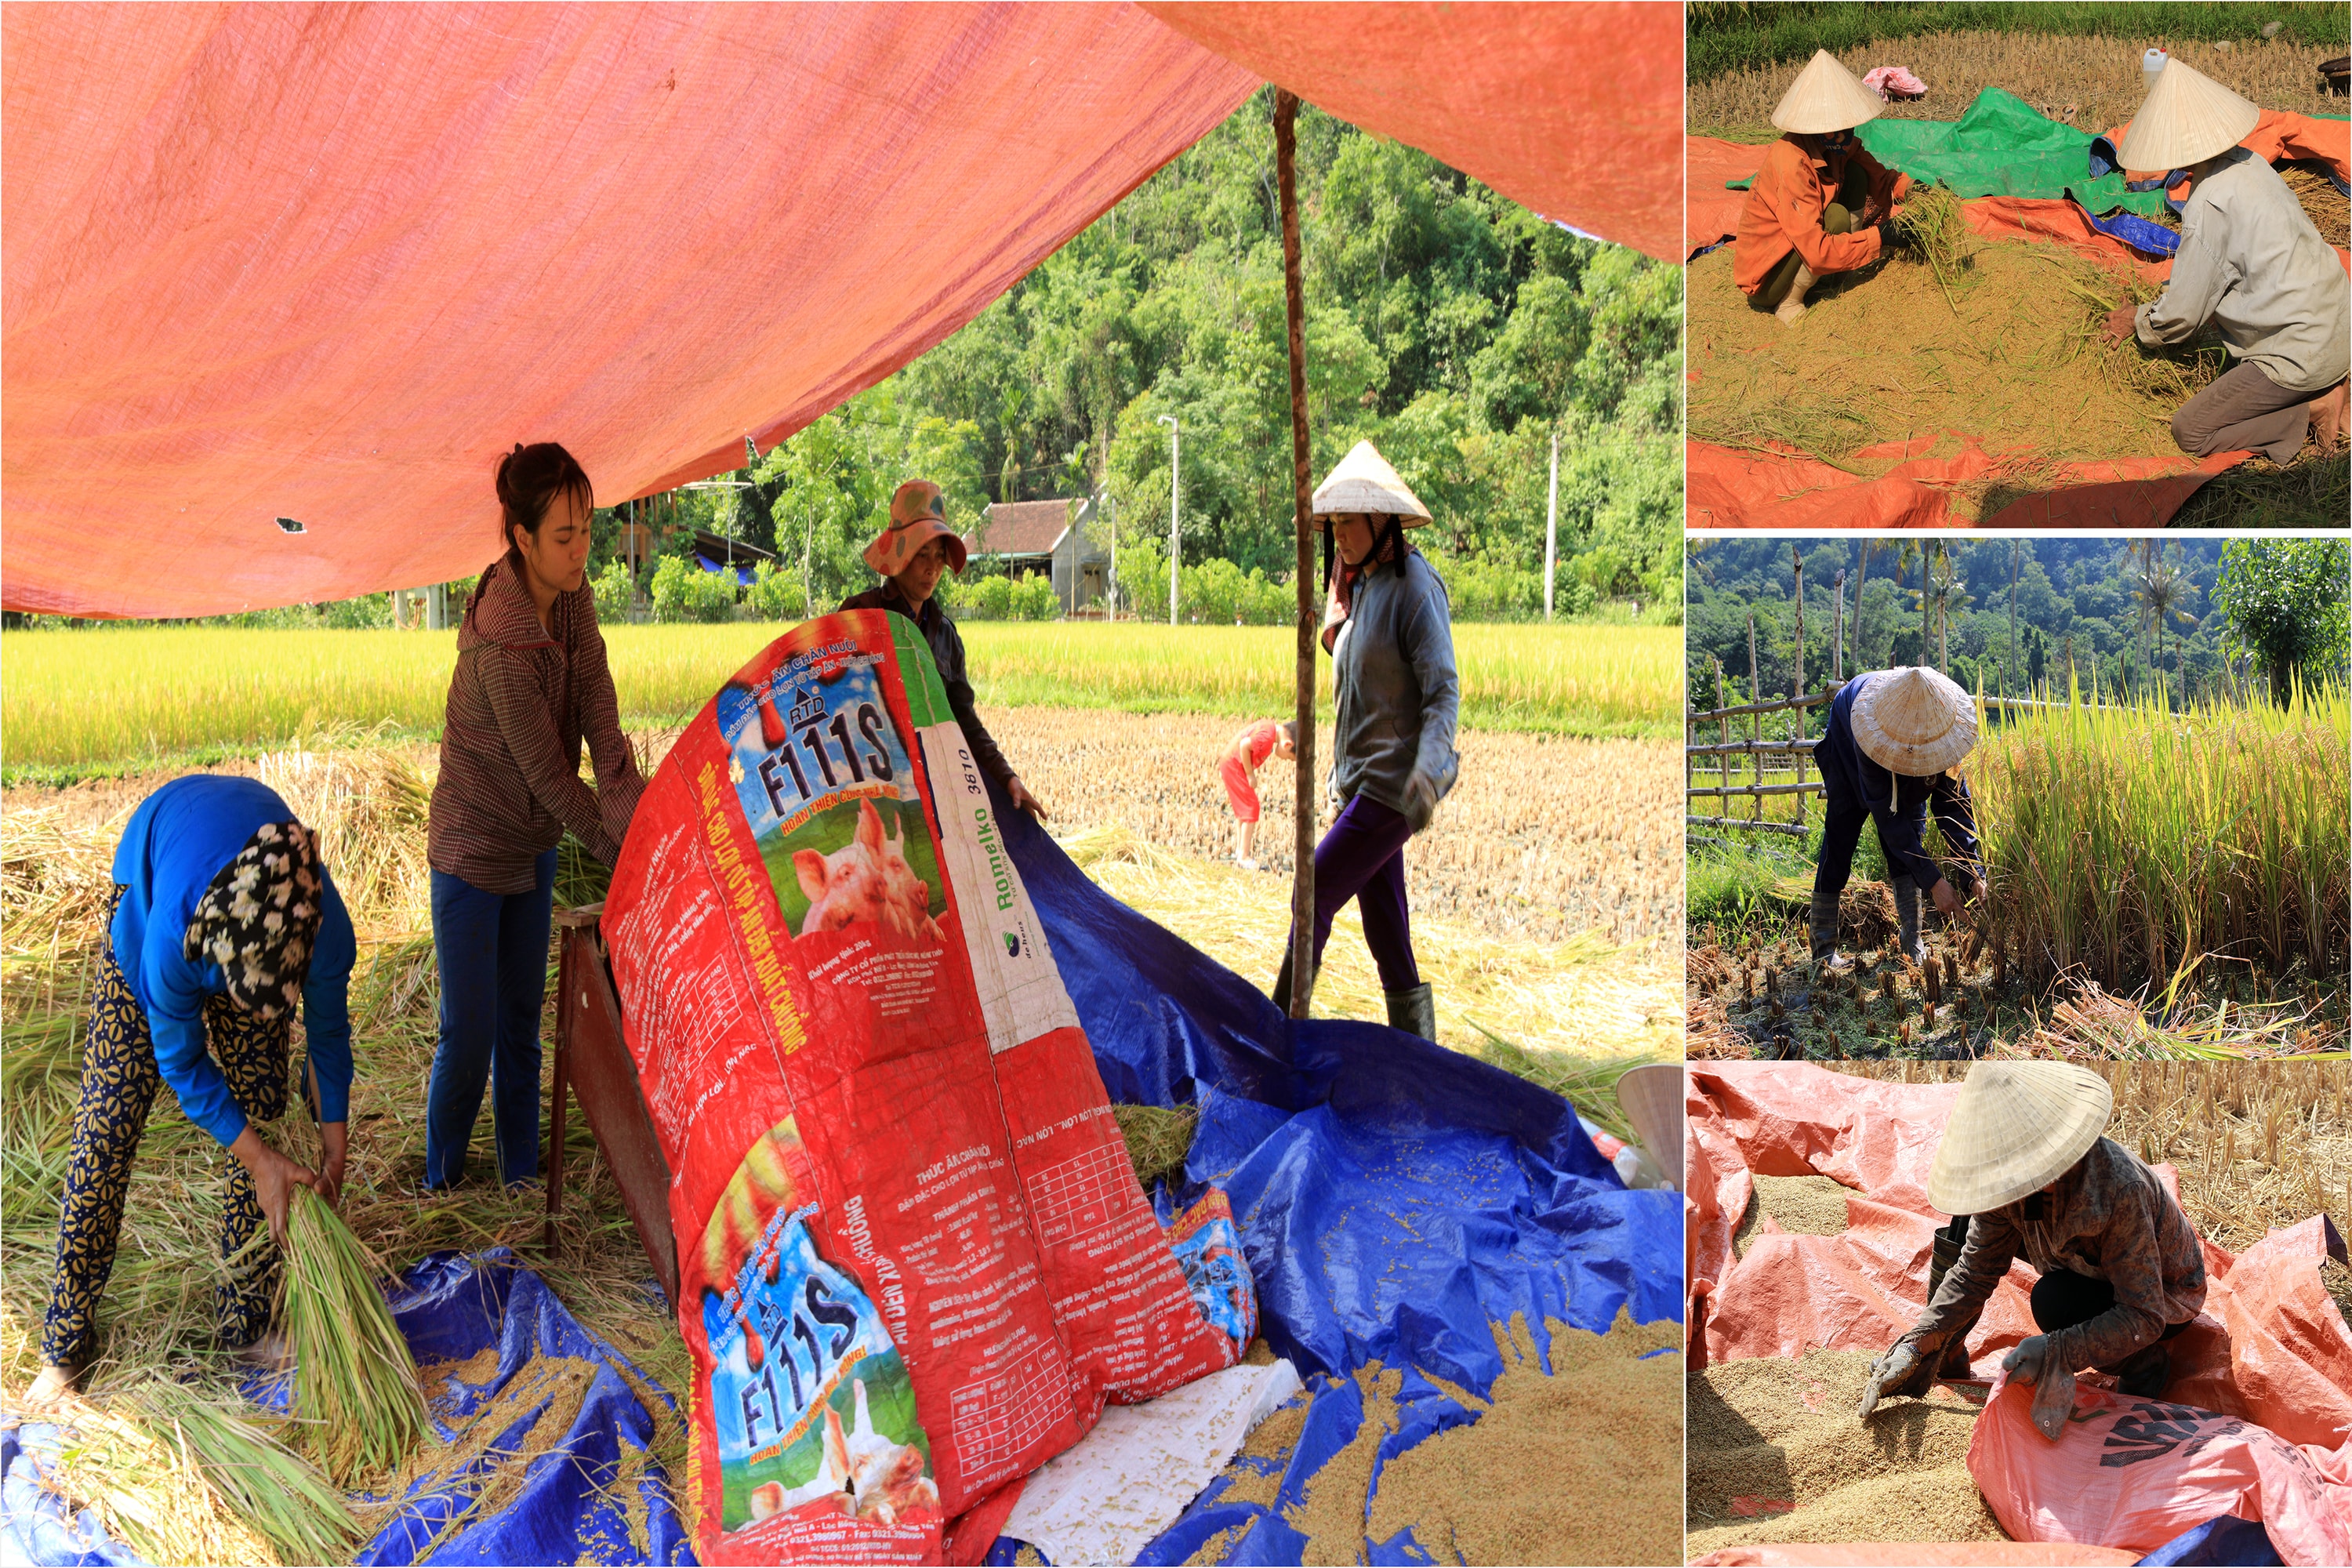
[1269, 441, 1458, 1043]
[2099, 58, 2350, 461]
[1809, 666, 1983, 973]
[1733, 49, 1922, 325]
[1857, 1062, 2208, 1442]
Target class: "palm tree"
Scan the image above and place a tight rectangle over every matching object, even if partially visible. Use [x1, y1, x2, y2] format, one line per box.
[2133, 547, 2198, 706]
[2007, 543, 2022, 697]
[1853, 539, 1874, 668]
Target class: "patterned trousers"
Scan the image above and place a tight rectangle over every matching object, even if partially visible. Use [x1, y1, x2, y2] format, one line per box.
[42, 895, 299, 1369]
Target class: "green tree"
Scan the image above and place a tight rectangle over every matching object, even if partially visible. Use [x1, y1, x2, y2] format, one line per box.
[2212, 538, 2350, 703]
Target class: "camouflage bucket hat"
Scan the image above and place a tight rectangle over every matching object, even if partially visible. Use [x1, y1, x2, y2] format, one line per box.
[863, 480, 969, 577]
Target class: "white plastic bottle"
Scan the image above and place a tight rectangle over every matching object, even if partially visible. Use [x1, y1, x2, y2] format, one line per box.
[2142, 47, 2169, 94]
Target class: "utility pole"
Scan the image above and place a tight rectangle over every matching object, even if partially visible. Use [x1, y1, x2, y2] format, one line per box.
[1544, 426, 1559, 622]
[1156, 414, 1181, 626]
[1105, 490, 1117, 619]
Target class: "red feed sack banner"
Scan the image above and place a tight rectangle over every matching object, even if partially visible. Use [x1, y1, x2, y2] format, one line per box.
[604, 610, 1247, 1563]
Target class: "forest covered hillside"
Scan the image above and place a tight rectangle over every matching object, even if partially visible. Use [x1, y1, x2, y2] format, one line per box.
[1687, 538, 2352, 708]
[669, 88, 1681, 622]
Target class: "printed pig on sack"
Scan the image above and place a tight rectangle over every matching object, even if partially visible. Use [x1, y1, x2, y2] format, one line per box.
[1969, 1372, 2352, 1566]
[604, 611, 1247, 1564]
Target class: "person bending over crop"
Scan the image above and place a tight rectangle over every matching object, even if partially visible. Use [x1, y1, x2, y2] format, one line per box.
[1219, 718, 1297, 869]
[840, 480, 1047, 821]
[1858, 1062, 2206, 1439]
[425, 442, 644, 1192]
[1810, 666, 1982, 975]
[2100, 59, 2350, 462]
[1735, 49, 1919, 326]
[28, 778, 355, 1404]
[1269, 442, 1458, 1043]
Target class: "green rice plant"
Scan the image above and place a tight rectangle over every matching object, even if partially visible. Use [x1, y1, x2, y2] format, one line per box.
[1970, 677, 2350, 991]
[0, 622, 1676, 775]
[122, 1379, 363, 1565]
[278, 1184, 429, 1484]
[41, 1393, 260, 1566]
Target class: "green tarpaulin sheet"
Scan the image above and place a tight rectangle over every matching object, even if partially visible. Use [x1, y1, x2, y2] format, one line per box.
[1857, 87, 2169, 217]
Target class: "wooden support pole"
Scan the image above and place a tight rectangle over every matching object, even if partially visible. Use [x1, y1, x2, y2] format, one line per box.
[1748, 612, 1761, 827]
[1275, 89, 1318, 1019]
[1791, 545, 1806, 836]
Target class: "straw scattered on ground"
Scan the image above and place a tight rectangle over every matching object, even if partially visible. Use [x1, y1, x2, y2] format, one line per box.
[2279, 162, 2351, 249]
[1732, 1174, 1855, 1258]
[1687, 1348, 2002, 1552]
[1690, 240, 2227, 522]
[1690, 33, 2345, 135]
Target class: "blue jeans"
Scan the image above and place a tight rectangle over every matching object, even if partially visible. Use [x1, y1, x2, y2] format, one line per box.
[425, 849, 555, 1188]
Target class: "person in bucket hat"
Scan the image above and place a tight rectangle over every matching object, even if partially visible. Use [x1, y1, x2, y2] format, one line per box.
[2100, 58, 2350, 461]
[1808, 666, 1983, 974]
[1858, 1062, 2208, 1439]
[840, 481, 1046, 819]
[1268, 441, 1457, 1044]
[1734, 49, 1922, 325]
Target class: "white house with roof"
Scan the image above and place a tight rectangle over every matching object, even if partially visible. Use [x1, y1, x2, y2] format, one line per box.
[963, 496, 1112, 611]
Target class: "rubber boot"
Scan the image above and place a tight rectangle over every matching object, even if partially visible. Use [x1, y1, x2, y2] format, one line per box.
[1270, 949, 1295, 1015]
[1385, 982, 1436, 1042]
[1809, 881, 1854, 975]
[1891, 874, 1926, 964]
[1775, 264, 1819, 326]
[2110, 1341, 2172, 1399]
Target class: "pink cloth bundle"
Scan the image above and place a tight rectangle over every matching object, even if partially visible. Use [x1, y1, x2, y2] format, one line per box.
[1864, 65, 1929, 100]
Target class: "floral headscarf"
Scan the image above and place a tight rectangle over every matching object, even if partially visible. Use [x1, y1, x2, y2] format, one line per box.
[183, 821, 324, 1016]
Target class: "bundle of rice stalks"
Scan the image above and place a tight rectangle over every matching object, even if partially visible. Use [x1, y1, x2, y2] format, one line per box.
[31, 1392, 270, 1566]
[1893, 183, 1969, 309]
[1112, 1102, 1198, 1190]
[119, 1378, 363, 1565]
[2279, 162, 2350, 249]
[279, 1184, 429, 1484]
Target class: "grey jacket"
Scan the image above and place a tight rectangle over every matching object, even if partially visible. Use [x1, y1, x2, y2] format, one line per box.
[1330, 551, 1460, 831]
[2136, 147, 2351, 396]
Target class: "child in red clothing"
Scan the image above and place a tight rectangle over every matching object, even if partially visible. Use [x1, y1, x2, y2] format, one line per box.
[1218, 720, 1296, 869]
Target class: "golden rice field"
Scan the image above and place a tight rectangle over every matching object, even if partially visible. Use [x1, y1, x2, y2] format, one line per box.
[0, 621, 1678, 773]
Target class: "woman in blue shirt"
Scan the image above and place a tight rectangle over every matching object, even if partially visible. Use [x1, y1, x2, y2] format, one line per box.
[1812, 666, 1984, 972]
[27, 775, 355, 1403]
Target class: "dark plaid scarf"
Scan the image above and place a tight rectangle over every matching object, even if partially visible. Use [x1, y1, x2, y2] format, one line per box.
[1320, 516, 1417, 653]
[183, 820, 324, 1017]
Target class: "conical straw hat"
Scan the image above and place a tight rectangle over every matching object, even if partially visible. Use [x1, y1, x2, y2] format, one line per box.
[1613, 1063, 1685, 1193]
[1771, 50, 1886, 135]
[2116, 57, 2259, 172]
[1851, 666, 1976, 779]
[1311, 440, 1432, 526]
[1928, 1062, 2113, 1216]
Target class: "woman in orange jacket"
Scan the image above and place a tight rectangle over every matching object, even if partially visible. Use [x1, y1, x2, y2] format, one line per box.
[1735, 50, 1918, 325]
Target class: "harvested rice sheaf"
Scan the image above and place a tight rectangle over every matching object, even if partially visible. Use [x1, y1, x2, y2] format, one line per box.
[1114, 1102, 1199, 1191]
[1687, 1349, 2003, 1552]
[1688, 241, 2223, 521]
[279, 1184, 430, 1485]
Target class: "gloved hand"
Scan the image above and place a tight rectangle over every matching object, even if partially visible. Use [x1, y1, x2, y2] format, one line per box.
[1876, 220, 1915, 252]
[2003, 1334, 2078, 1441]
[1858, 1338, 1936, 1417]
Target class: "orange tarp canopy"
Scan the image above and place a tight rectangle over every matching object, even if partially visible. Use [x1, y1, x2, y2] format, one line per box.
[1145, 2, 1683, 264]
[5, 2, 1674, 619]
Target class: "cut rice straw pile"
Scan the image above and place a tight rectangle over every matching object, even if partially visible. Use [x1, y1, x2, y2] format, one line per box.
[1688, 234, 2225, 521]
[125, 1377, 364, 1565]
[1893, 183, 1969, 310]
[278, 1184, 430, 1485]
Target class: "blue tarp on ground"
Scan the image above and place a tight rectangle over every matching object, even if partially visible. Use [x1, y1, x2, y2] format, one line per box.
[2137, 1515, 2285, 1567]
[5, 772, 1677, 1568]
[985, 772, 1685, 1564]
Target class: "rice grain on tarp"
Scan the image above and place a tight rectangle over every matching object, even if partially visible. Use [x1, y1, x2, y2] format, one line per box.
[1733, 1174, 1857, 1258]
[1688, 1348, 2004, 1551]
[1367, 1309, 1682, 1566]
[1283, 1363, 1402, 1565]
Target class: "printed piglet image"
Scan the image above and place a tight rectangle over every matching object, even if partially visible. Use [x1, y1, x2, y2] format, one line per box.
[794, 797, 943, 944]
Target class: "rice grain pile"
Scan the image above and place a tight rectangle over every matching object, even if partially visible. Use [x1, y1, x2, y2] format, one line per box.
[1688, 1349, 2005, 1552]
[1731, 1174, 1856, 1258]
[1689, 241, 2223, 521]
[1367, 1310, 1683, 1566]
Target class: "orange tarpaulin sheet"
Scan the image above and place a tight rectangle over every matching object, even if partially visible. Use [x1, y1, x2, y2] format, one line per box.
[1, 3, 1259, 619]
[1685, 437, 2244, 529]
[1686, 1064, 2352, 1449]
[1147, 2, 1682, 264]
[2098, 108, 2352, 186]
